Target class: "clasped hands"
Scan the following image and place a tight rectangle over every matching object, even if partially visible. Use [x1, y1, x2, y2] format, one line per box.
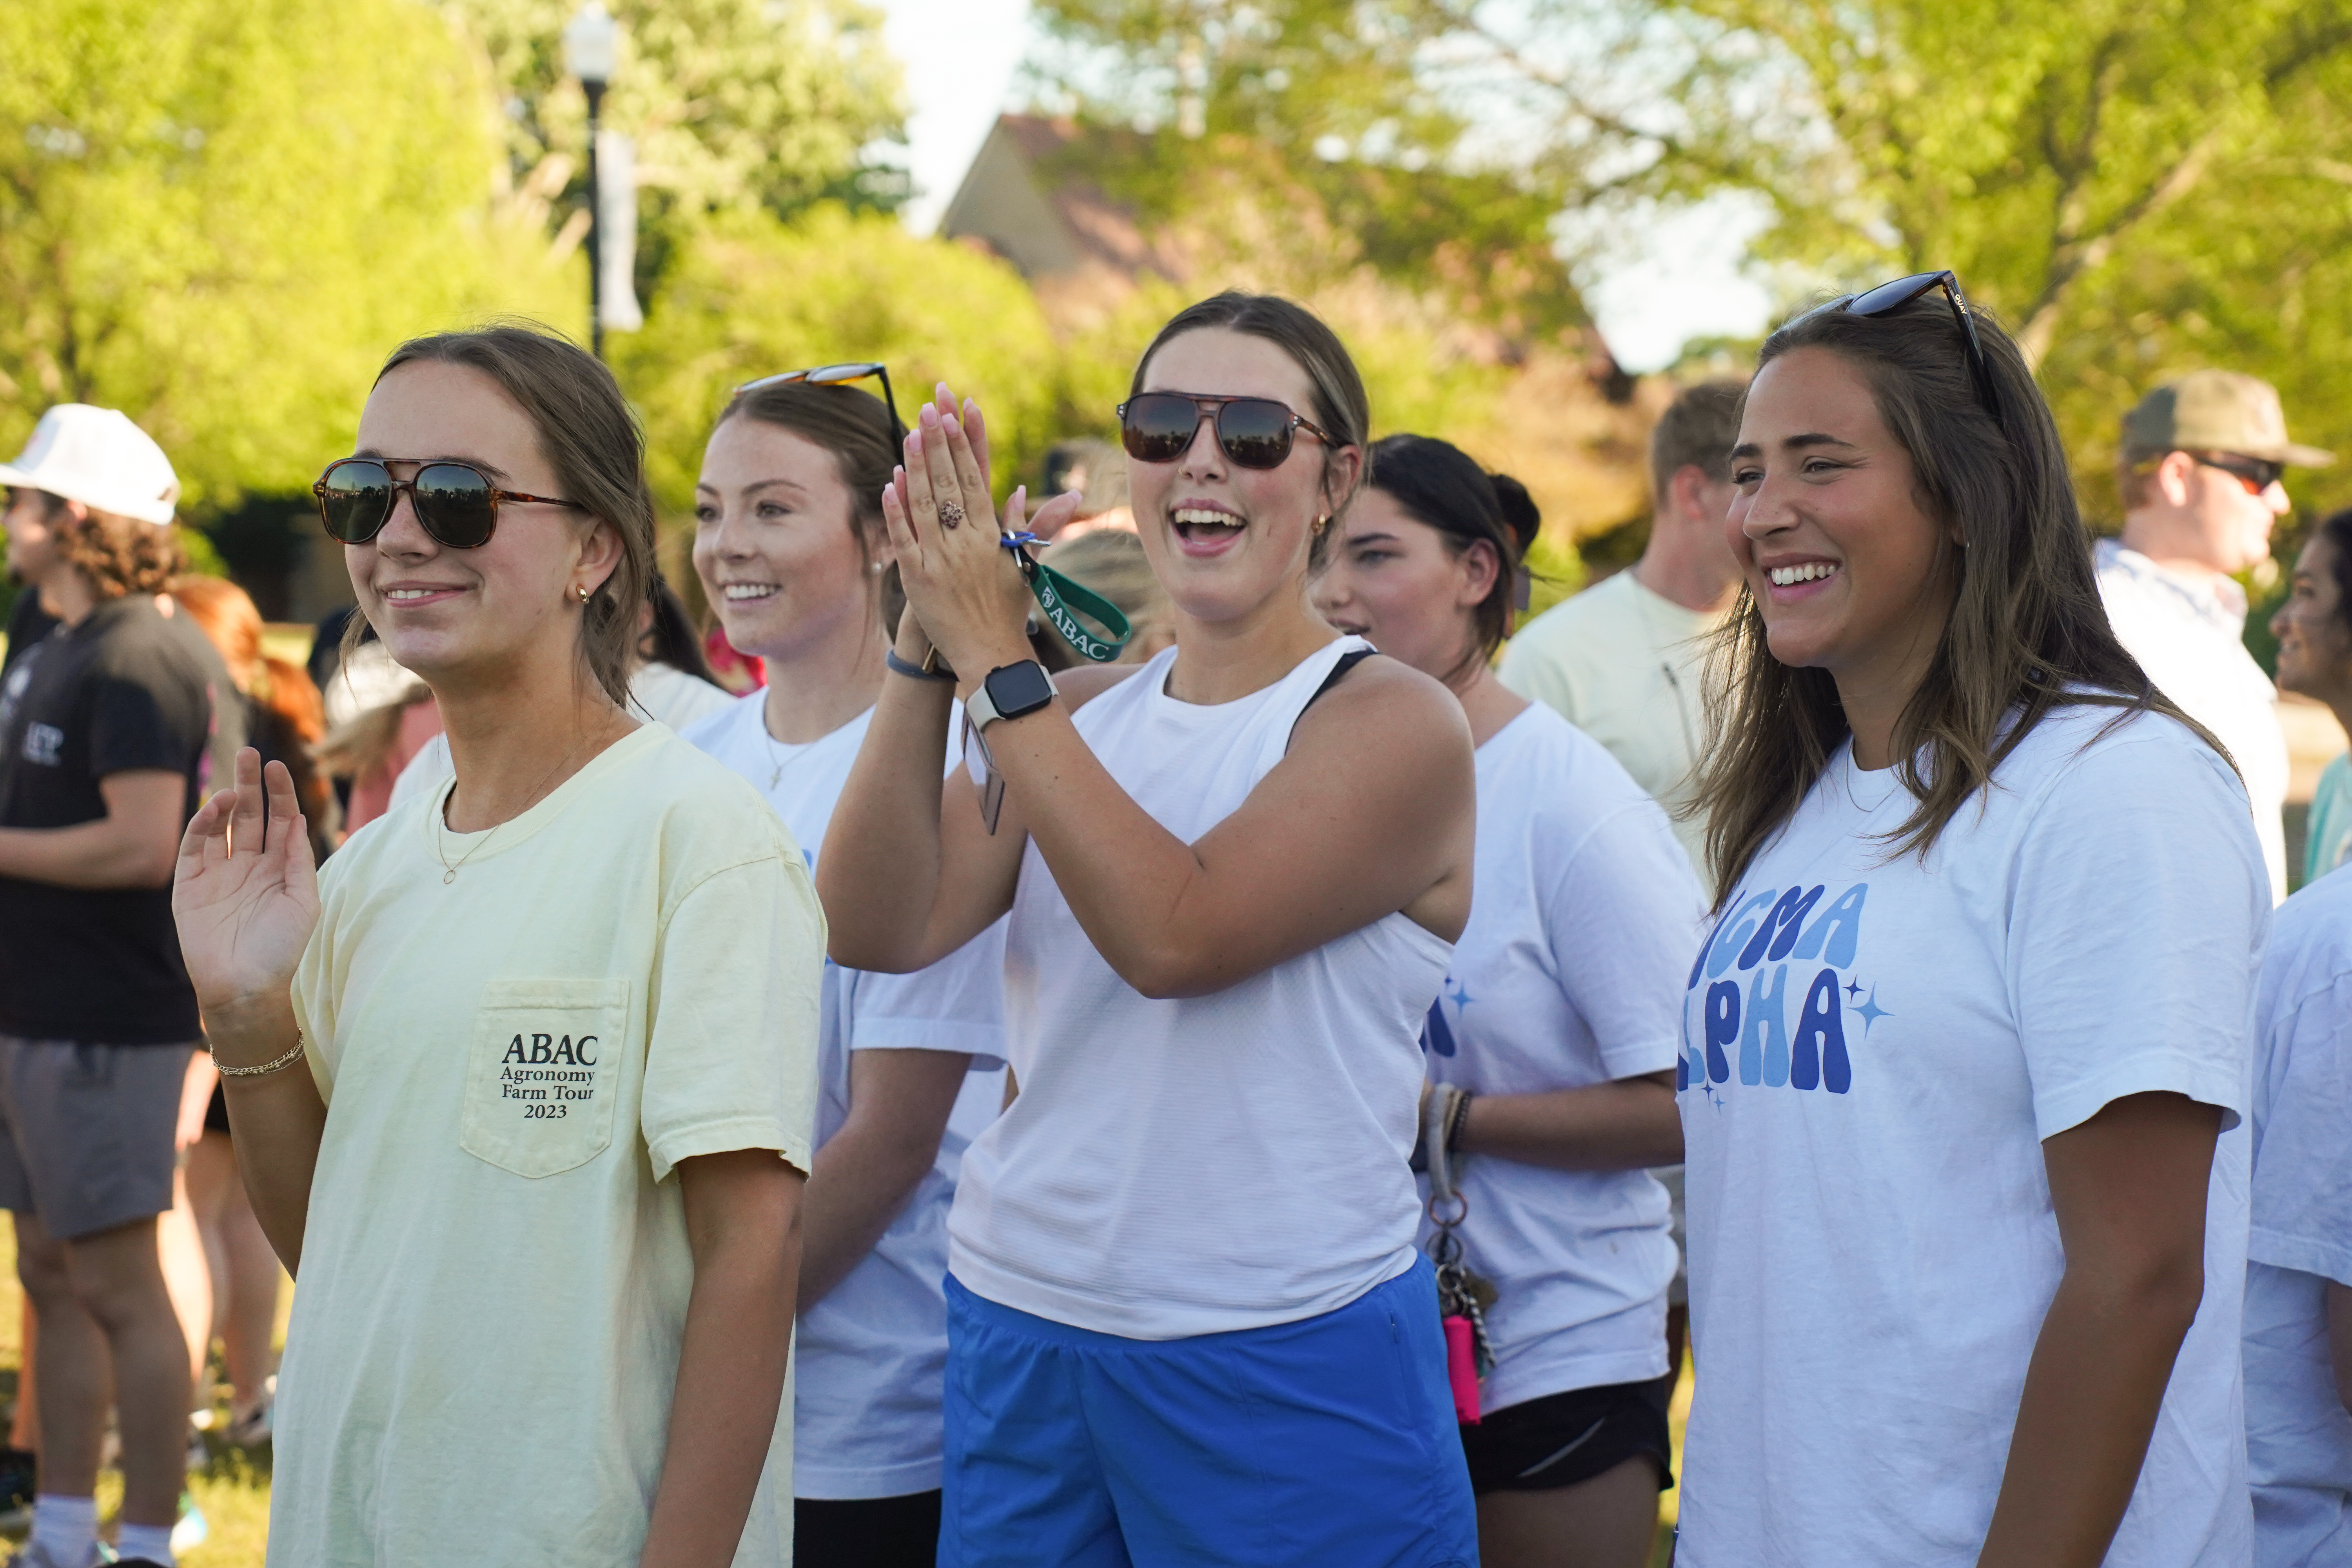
[881, 384, 1084, 696]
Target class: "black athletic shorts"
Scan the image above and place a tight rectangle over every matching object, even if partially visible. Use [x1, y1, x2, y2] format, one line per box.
[794, 1490, 941, 1568]
[1458, 1371, 1676, 1495]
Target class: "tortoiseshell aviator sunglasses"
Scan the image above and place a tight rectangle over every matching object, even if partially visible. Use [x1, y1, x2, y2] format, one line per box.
[313, 459, 581, 550]
[735, 362, 907, 443]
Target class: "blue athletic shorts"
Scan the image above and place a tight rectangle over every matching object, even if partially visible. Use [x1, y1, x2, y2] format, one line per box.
[941, 1259, 1478, 1568]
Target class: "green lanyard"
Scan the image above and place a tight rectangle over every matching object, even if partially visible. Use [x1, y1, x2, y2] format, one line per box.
[1002, 533, 1131, 661]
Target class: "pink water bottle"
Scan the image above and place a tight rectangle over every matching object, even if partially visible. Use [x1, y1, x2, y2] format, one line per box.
[1443, 1315, 1481, 1425]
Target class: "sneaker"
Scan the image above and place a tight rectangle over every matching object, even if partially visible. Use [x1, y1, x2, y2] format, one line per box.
[169, 1494, 205, 1554]
[223, 1394, 271, 1448]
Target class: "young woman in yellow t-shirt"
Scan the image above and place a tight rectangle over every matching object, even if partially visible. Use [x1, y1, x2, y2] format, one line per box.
[172, 326, 824, 1567]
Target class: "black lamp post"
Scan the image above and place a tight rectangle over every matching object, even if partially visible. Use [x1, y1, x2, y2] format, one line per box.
[563, 3, 617, 359]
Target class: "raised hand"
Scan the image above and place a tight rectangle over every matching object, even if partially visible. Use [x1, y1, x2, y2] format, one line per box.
[173, 749, 321, 1023]
[881, 385, 1044, 686]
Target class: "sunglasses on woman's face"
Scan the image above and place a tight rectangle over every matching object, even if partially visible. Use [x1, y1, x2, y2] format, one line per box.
[1837, 270, 2001, 420]
[2193, 452, 2285, 497]
[312, 459, 579, 550]
[1117, 392, 1334, 471]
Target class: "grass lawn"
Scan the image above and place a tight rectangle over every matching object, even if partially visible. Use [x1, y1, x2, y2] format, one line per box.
[0, 1225, 277, 1567]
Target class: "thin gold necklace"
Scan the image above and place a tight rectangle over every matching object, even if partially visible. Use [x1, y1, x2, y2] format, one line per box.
[435, 725, 599, 884]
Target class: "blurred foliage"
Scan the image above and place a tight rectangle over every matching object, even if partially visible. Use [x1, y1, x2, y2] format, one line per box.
[1643, 0, 2352, 525]
[0, 0, 577, 513]
[612, 205, 1064, 512]
[1025, 0, 1600, 352]
[431, 0, 910, 306]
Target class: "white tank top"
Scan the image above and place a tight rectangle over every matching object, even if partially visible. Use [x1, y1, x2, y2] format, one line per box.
[947, 637, 1453, 1339]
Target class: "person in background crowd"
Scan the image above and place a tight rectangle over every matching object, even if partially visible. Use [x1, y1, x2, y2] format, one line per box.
[2098, 370, 2334, 904]
[1316, 433, 1694, 1568]
[1499, 379, 1745, 875]
[385, 574, 733, 814]
[1029, 528, 1175, 670]
[0, 404, 243, 1568]
[2243, 843, 2352, 1564]
[821, 294, 1481, 1566]
[1037, 438, 1128, 536]
[1681, 278, 2263, 1567]
[171, 325, 824, 1566]
[312, 679, 434, 837]
[684, 370, 1008, 1566]
[170, 577, 329, 859]
[5, 594, 60, 677]
[2272, 508, 2352, 886]
[167, 575, 320, 1446]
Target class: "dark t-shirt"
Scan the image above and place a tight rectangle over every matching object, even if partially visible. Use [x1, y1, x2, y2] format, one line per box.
[0, 596, 245, 1043]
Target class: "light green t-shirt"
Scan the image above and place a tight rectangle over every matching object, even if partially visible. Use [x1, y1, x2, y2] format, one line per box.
[2305, 752, 2352, 889]
[276, 723, 824, 1567]
[1499, 568, 1722, 874]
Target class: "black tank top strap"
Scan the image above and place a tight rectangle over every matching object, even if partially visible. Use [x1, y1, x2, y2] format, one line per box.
[1287, 646, 1379, 747]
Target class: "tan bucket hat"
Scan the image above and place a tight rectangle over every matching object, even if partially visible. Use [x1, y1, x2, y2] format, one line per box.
[2122, 370, 2334, 468]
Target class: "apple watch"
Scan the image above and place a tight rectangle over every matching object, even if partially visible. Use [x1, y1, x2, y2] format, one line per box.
[965, 660, 1056, 731]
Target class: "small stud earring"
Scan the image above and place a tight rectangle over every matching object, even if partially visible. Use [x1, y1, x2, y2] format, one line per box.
[576, 584, 592, 604]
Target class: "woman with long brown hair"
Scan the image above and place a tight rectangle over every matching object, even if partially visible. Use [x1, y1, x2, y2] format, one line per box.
[171, 325, 824, 1566]
[1675, 275, 2262, 1567]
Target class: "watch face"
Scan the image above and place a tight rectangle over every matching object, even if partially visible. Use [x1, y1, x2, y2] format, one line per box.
[985, 660, 1056, 718]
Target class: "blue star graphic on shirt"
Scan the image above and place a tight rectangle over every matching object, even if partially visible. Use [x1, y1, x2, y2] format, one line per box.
[1448, 981, 1474, 1011]
[1854, 988, 1892, 1034]
[1844, 976, 1864, 1001]
[1708, 1087, 1724, 1109]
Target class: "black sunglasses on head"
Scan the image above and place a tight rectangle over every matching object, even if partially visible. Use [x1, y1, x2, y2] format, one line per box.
[735, 362, 906, 443]
[1118, 392, 1335, 471]
[1834, 270, 2001, 420]
[313, 459, 580, 550]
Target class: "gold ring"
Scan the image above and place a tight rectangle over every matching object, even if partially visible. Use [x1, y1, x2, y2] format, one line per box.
[937, 499, 966, 530]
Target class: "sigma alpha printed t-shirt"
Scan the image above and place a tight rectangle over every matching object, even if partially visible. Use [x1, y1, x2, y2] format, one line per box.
[1417, 704, 1696, 1410]
[2244, 865, 2352, 1565]
[1675, 702, 2264, 1568]
[684, 691, 1008, 1500]
[274, 723, 824, 1568]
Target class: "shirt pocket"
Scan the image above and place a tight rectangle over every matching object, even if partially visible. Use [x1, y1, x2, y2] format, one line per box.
[459, 978, 630, 1179]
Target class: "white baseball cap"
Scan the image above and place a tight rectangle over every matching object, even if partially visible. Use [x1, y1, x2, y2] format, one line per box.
[0, 405, 181, 526]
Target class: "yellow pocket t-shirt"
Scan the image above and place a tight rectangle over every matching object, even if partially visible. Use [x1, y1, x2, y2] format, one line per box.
[464, 978, 628, 1176]
[274, 726, 823, 1568]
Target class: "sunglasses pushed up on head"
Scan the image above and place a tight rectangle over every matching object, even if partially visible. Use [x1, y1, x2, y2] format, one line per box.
[1117, 393, 1334, 471]
[312, 459, 581, 550]
[1829, 270, 2002, 421]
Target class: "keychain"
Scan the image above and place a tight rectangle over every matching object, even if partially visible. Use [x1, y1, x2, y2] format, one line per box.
[1424, 1083, 1495, 1423]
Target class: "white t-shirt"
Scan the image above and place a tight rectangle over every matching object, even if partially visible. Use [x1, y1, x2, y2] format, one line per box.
[1498, 569, 1723, 873]
[276, 723, 824, 1567]
[2245, 865, 2352, 1564]
[1677, 702, 2264, 1568]
[388, 661, 735, 813]
[953, 638, 1451, 1339]
[1419, 704, 1697, 1410]
[2096, 539, 2289, 902]
[682, 690, 1007, 1500]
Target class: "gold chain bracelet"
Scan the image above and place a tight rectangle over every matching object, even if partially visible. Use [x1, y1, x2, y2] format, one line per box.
[211, 1031, 308, 1080]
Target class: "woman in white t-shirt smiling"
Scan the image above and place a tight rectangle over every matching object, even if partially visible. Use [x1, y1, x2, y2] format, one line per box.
[681, 370, 1010, 1566]
[1677, 276, 2264, 1567]
[820, 293, 1481, 1565]
[1314, 433, 1697, 1568]
[171, 326, 825, 1567]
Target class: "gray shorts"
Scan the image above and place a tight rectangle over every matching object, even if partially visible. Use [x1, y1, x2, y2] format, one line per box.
[0, 1036, 195, 1240]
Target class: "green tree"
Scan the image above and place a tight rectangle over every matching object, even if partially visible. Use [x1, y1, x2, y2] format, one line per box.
[432, 0, 909, 305]
[612, 205, 1067, 514]
[0, 0, 576, 509]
